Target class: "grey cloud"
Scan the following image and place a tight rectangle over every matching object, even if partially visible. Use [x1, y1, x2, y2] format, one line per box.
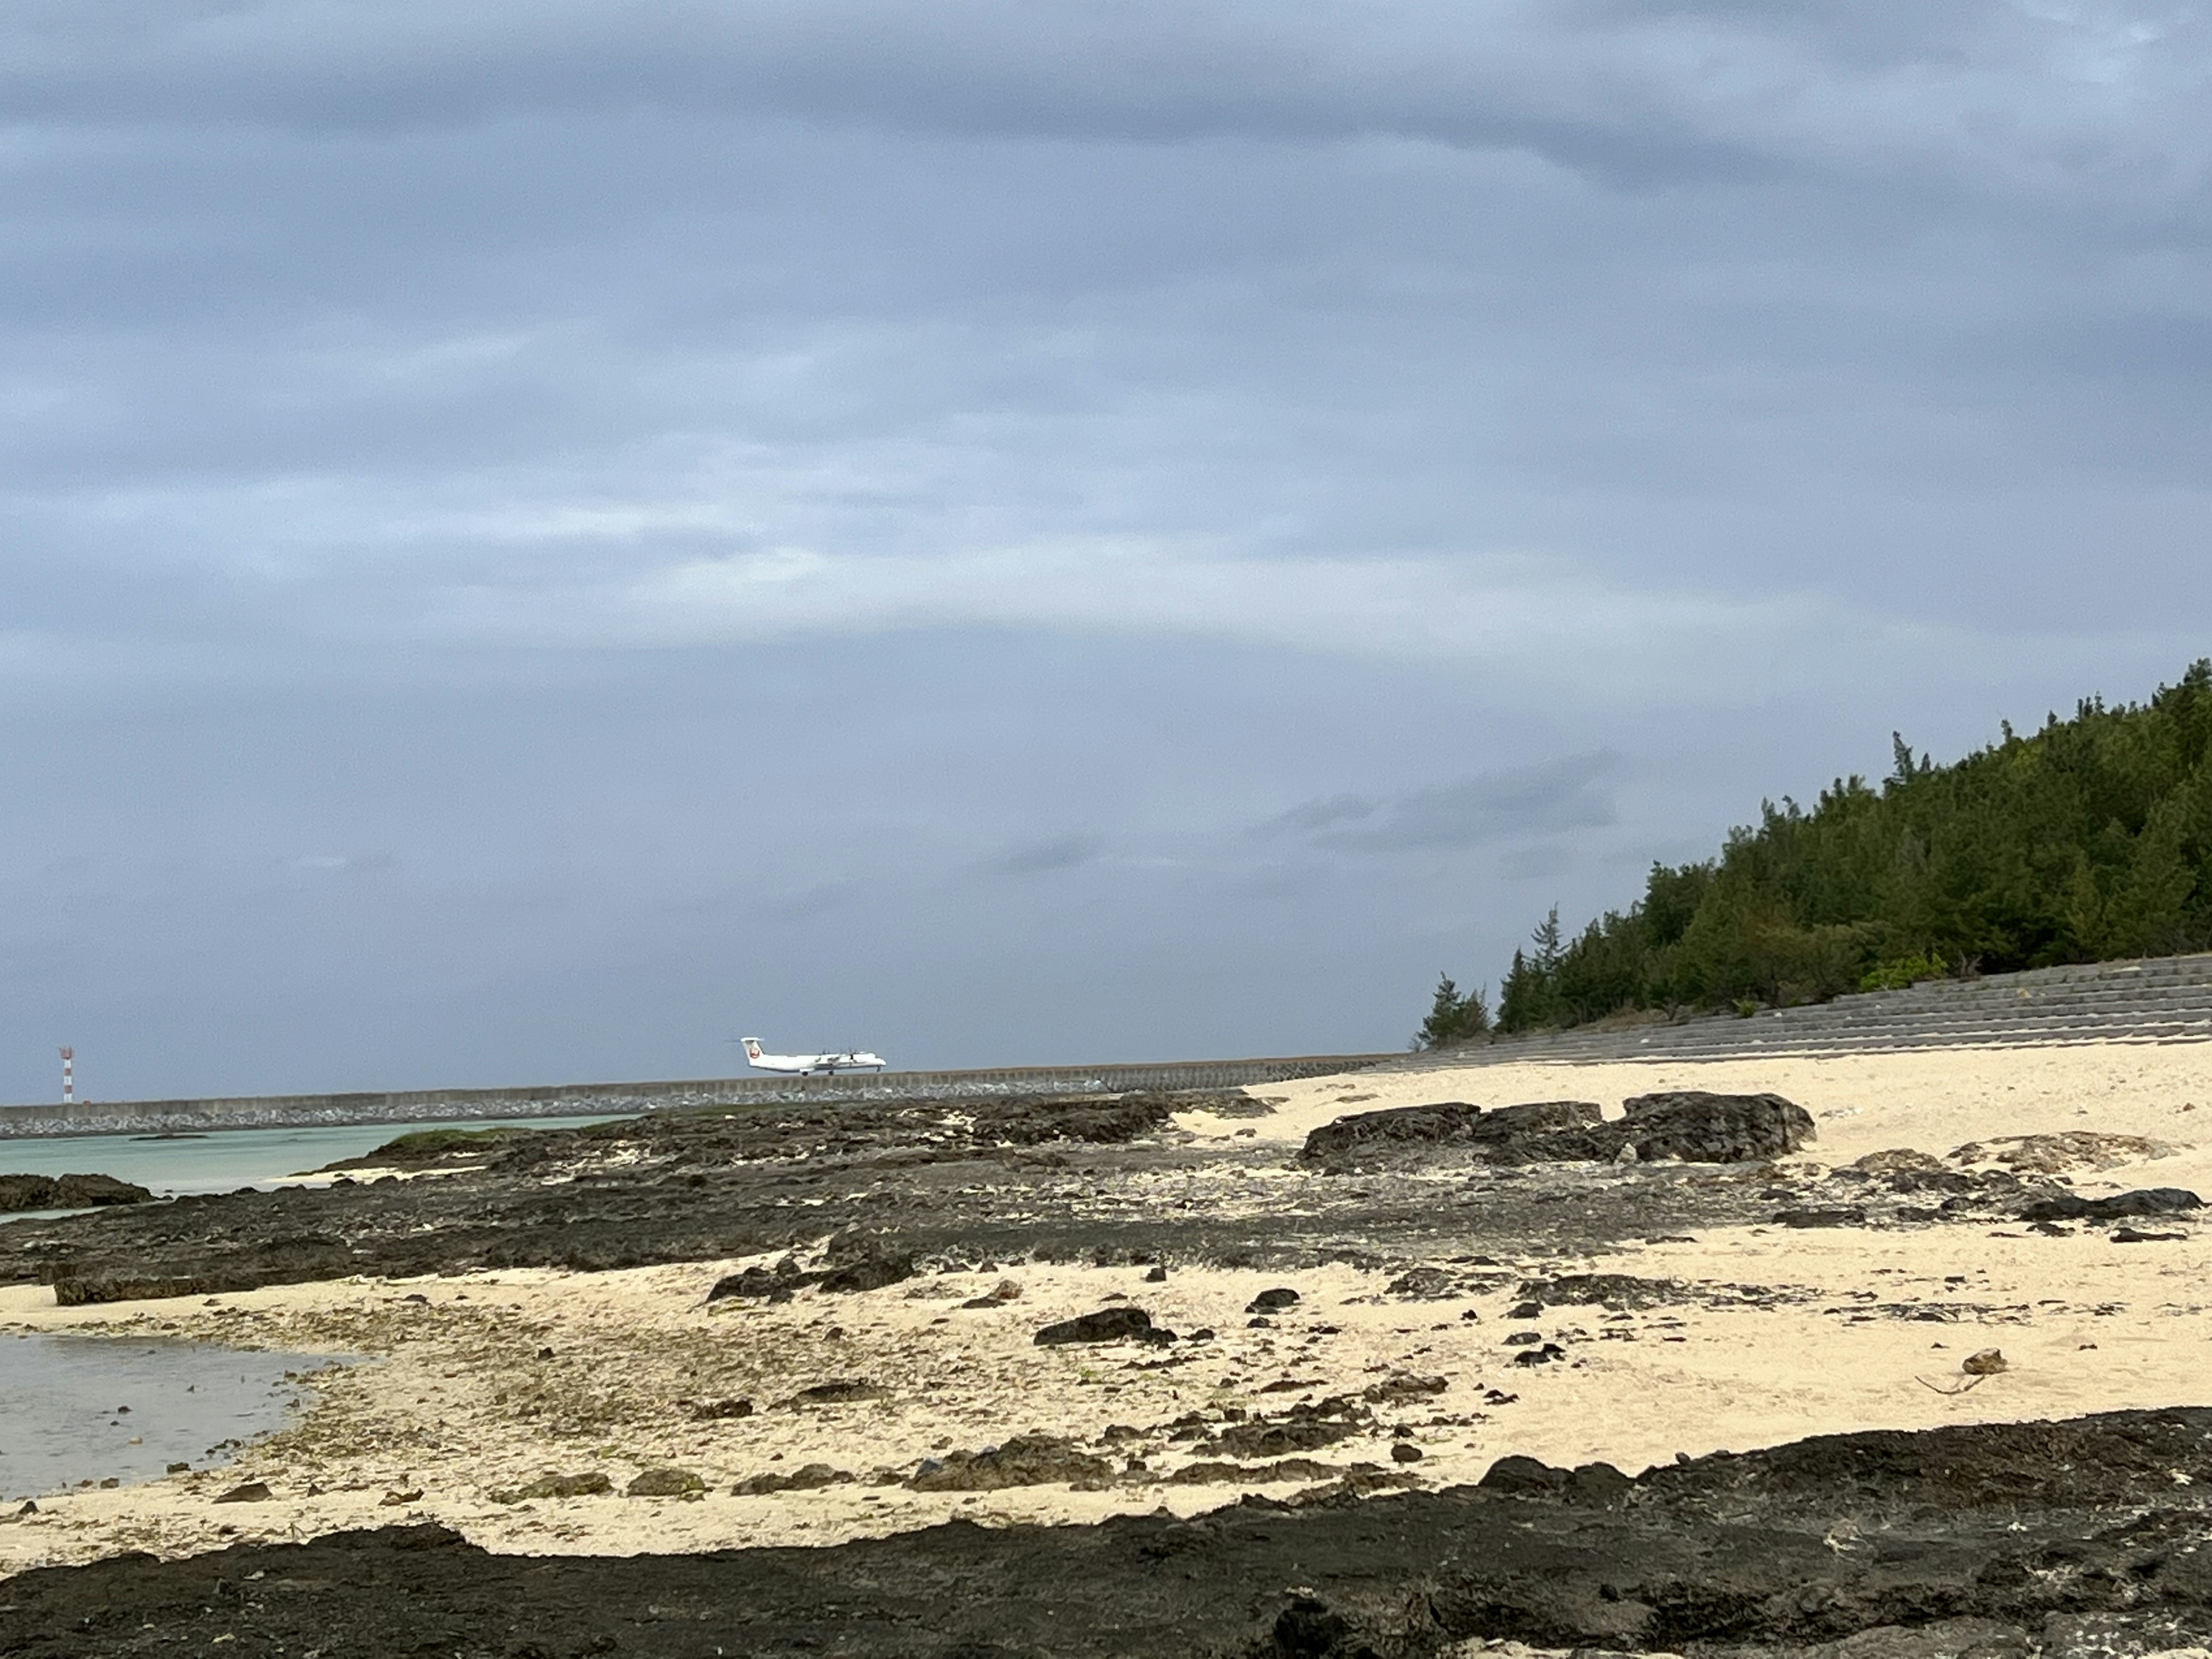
[979, 835, 1105, 877]
[1275, 755, 1623, 853]
[0, 5, 2207, 1099]
[3, 4, 2206, 204]
[1256, 793, 1377, 837]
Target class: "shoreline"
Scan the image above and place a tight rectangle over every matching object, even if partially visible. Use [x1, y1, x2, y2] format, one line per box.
[0, 1038, 2205, 1573]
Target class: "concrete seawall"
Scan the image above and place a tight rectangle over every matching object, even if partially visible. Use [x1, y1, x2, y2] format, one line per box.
[0, 1054, 1392, 1139]
[1372, 949, 2212, 1073]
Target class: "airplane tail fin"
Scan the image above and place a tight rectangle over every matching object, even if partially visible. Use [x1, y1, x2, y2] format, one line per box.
[741, 1037, 763, 1060]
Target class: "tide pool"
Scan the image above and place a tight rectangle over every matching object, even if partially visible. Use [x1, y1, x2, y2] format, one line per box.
[0, 1332, 346, 1501]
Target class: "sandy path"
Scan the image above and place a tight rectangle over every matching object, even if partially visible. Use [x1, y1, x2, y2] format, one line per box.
[0, 1038, 2206, 1571]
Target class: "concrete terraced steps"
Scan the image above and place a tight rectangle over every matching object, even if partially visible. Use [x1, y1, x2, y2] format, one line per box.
[1385, 951, 2212, 1071]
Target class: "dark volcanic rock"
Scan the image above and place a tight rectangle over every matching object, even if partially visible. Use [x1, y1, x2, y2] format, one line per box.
[2020, 1187, 2202, 1223]
[1483, 1099, 1607, 1133]
[705, 1260, 804, 1302]
[0, 1175, 53, 1213]
[1472, 1453, 1648, 1501]
[1878, 1167, 1980, 1195]
[1246, 1287, 1300, 1314]
[734, 1463, 851, 1495]
[1214, 1398, 1369, 1459]
[52, 1228, 355, 1305]
[14, 1411, 2212, 1657]
[1215, 1416, 1362, 1458]
[53, 1274, 221, 1306]
[1568, 1460, 1633, 1496]
[1773, 1206, 1869, 1228]
[0, 1172, 153, 1213]
[493, 1471, 613, 1501]
[1034, 1306, 1155, 1345]
[1300, 1090, 1810, 1171]
[1165, 1455, 1349, 1485]
[816, 1248, 915, 1294]
[0, 1070, 1819, 1306]
[56, 1173, 154, 1207]
[980, 1093, 1177, 1144]
[1517, 1273, 1684, 1309]
[786, 1380, 888, 1406]
[1361, 1373, 1448, 1404]
[1299, 1100, 1603, 1169]
[687, 1397, 755, 1421]
[1479, 1453, 1569, 1493]
[1616, 1090, 1817, 1162]
[907, 1434, 1113, 1491]
[704, 1243, 912, 1302]
[625, 1467, 704, 1498]
[1297, 1101, 1486, 1164]
[1385, 1266, 1460, 1299]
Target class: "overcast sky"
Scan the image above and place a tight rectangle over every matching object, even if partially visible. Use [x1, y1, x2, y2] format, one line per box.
[4, 2, 2209, 1100]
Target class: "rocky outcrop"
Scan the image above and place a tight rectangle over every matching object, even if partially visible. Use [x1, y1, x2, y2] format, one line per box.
[29, 1408, 2212, 1657]
[52, 1274, 218, 1306]
[732, 1464, 851, 1495]
[0, 1173, 153, 1213]
[782, 1380, 888, 1406]
[705, 1240, 915, 1304]
[1476, 1453, 1633, 1496]
[1514, 1273, 1684, 1309]
[1033, 1306, 1159, 1346]
[624, 1467, 704, 1498]
[1948, 1131, 2175, 1174]
[1301, 1090, 1813, 1171]
[50, 1230, 355, 1306]
[1298, 1100, 1600, 1169]
[2019, 1186, 2202, 1223]
[906, 1434, 1113, 1491]
[1616, 1090, 1816, 1161]
[5, 1078, 1820, 1305]
[491, 1471, 612, 1502]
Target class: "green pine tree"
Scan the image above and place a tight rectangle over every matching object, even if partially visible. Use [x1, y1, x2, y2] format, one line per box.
[1415, 974, 1491, 1050]
[1447, 660, 2212, 1038]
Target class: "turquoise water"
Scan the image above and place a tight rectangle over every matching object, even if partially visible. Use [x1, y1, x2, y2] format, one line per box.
[0, 1332, 346, 1500]
[0, 1116, 625, 1497]
[0, 1114, 627, 1198]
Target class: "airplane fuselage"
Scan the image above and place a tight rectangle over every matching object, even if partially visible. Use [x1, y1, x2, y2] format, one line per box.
[740, 1037, 886, 1075]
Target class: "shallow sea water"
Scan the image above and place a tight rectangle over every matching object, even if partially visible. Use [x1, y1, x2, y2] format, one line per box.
[0, 1113, 621, 1495]
[0, 1332, 347, 1501]
[0, 1113, 626, 1198]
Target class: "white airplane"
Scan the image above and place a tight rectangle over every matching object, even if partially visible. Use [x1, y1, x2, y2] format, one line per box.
[740, 1037, 887, 1075]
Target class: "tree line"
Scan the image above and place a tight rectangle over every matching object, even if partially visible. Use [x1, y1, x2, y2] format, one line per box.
[1418, 659, 2212, 1047]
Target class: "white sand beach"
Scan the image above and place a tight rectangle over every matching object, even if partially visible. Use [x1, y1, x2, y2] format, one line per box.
[1, 1038, 2206, 1573]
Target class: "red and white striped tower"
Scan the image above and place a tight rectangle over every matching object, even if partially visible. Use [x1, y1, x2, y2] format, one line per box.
[59, 1047, 73, 1104]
